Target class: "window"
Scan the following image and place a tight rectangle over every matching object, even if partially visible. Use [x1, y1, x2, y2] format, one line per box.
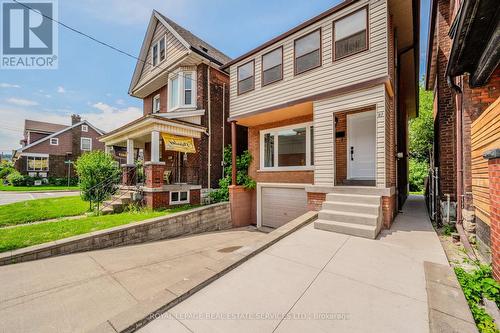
[237, 60, 254, 94]
[168, 71, 196, 111]
[81, 124, 88, 132]
[49, 138, 59, 145]
[260, 123, 314, 170]
[27, 156, 49, 171]
[151, 36, 166, 67]
[153, 94, 161, 113]
[294, 29, 321, 74]
[262, 47, 283, 86]
[333, 7, 368, 60]
[81, 137, 92, 151]
[170, 191, 189, 204]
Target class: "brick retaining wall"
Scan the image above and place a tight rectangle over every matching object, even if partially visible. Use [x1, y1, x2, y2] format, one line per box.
[0, 203, 231, 266]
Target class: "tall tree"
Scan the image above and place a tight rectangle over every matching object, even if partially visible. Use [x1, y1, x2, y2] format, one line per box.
[409, 86, 434, 162]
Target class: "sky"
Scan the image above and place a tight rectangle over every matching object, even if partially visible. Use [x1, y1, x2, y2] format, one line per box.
[0, 0, 431, 154]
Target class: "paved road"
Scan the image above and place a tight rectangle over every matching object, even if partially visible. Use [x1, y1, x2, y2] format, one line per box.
[0, 191, 79, 205]
[140, 196, 451, 333]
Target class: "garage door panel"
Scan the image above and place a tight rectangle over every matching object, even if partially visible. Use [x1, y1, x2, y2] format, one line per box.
[262, 187, 308, 228]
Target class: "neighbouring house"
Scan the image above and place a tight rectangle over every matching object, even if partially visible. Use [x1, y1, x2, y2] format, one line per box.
[12, 115, 105, 179]
[225, 0, 419, 239]
[99, 11, 237, 209]
[425, 0, 499, 280]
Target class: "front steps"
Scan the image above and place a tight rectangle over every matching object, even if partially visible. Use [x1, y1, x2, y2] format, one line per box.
[314, 193, 383, 239]
[101, 189, 135, 215]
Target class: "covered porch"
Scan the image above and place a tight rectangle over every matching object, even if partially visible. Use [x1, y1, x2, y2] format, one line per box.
[100, 115, 206, 209]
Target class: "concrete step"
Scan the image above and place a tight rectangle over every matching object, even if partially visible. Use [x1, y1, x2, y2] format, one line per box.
[321, 201, 380, 215]
[325, 193, 381, 205]
[101, 207, 114, 215]
[314, 219, 378, 239]
[318, 209, 378, 226]
[111, 195, 132, 204]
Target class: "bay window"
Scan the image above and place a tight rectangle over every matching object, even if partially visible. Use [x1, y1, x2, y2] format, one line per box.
[260, 123, 314, 170]
[333, 7, 368, 60]
[294, 29, 321, 75]
[27, 155, 49, 171]
[168, 71, 196, 111]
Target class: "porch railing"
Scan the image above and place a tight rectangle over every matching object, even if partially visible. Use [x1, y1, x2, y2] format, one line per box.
[164, 166, 201, 185]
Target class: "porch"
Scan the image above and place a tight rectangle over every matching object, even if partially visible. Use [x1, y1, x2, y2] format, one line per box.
[100, 115, 206, 209]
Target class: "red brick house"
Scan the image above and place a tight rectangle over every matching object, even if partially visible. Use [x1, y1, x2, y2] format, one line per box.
[100, 11, 236, 209]
[425, 0, 499, 279]
[13, 115, 105, 179]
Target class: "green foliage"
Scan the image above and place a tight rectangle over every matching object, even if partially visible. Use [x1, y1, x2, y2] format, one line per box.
[410, 86, 434, 162]
[48, 177, 79, 186]
[210, 146, 256, 202]
[7, 171, 26, 186]
[442, 223, 457, 236]
[75, 151, 121, 204]
[409, 158, 428, 192]
[0, 161, 15, 180]
[454, 261, 500, 333]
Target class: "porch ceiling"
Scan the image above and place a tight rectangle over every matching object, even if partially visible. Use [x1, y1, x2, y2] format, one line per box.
[99, 115, 206, 146]
[235, 102, 313, 127]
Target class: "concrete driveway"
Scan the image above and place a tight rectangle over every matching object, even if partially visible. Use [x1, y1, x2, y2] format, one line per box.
[0, 191, 79, 205]
[140, 196, 450, 333]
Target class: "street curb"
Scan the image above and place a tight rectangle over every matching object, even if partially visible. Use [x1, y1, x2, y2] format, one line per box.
[88, 211, 318, 333]
[0, 190, 80, 194]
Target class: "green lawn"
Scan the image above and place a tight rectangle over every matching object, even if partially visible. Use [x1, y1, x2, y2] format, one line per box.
[0, 185, 80, 192]
[0, 206, 192, 252]
[0, 196, 89, 227]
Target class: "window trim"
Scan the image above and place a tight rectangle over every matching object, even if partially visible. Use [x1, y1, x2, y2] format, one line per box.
[81, 124, 88, 132]
[332, 6, 369, 62]
[49, 137, 59, 145]
[259, 122, 314, 171]
[261, 46, 284, 87]
[170, 190, 190, 205]
[81, 137, 92, 151]
[26, 155, 49, 172]
[237, 59, 255, 95]
[152, 94, 161, 113]
[151, 35, 167, 68]
[293, 28, 322, 76]
[167, 70, 197, 112]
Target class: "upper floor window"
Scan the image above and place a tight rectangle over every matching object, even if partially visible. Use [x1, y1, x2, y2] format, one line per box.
[81, 124, 88, 132]
[153, 94, 161, 113]
[237, 60, 254, 95]
[262, 47, 283, 86]
[49, 138, 59, 145]
[168, 71, 196, 111]
[81, 137, 92, 151]
[294, 29, 321, 75]
[333, 7, 368, 60]
[152, 36, 166, 67]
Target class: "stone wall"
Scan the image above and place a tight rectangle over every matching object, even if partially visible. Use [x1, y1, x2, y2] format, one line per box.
[0, 203, 231, 266]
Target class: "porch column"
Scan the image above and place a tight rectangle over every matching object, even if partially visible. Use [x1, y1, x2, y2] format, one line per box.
[151, 131, 160, 163]
[105, 145, 112, 155]
[122, 139, 136, 186]
[231, 121, 237, 185]
[126, 139, 134, 165]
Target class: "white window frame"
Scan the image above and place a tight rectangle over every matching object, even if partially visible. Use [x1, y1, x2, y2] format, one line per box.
[81, 137, 92, 151]
[81, 124, 88, 132]
[151, 35, 167, 68]
[26, 155, 49, 172]
[49, 137, 59, 145]
[170, 190, 190, 205]
[152, 94, 161, 113]
[167, 71, 197, 112]
[259, 122, 314, 171]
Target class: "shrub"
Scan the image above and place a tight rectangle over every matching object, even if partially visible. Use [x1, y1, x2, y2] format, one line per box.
[7, 171, 25, 186]
[48, 177, 78, 186]
[210, 146, 256, 203]
[0, 166, 14, 180]
[409, 158, 428, 192]
[75, 151, 121, 206]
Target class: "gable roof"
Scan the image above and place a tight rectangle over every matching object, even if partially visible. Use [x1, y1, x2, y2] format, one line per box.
[18, 120, 105, 153]
[25, 119, 67, 133]
[129, 11, 231, 94]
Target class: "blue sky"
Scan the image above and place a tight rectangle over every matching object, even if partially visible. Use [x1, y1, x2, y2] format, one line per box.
[0, 0, 431, 153]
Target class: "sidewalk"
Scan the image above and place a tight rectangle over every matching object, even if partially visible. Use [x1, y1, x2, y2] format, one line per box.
[140, 196, 451, 333]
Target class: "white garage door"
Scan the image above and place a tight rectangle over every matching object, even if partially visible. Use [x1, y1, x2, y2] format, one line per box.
[261, 187, 308, 228]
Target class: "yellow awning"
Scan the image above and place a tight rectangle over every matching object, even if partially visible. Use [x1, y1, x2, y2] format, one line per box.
[161, 133, 196, 153]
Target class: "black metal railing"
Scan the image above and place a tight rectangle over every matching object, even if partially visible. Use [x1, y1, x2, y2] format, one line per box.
[164, 166, 201, 185]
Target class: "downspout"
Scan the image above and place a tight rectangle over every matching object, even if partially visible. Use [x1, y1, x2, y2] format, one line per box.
[207, 64, 212, 192]
[222, 83, 226, 179]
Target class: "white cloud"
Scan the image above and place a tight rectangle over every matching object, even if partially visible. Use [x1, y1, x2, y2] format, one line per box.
[6, 98, 39, 106]
[0, 83, 20, 88]
[116, 99, 125, 105]
[87, 102, 141, 132]
[57, 86, 66, 93]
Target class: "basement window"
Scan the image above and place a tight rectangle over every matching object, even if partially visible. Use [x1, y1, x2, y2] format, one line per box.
[170, 191, 189, 204]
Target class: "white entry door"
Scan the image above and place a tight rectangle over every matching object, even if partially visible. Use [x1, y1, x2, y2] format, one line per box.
[347, 110, 376, 180]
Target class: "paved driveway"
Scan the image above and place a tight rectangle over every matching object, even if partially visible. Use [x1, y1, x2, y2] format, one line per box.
[140, 196, 449, 333]
[0, 191, 79, 205]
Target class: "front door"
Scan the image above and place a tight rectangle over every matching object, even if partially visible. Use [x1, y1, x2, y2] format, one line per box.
[347, 110, 376, 180]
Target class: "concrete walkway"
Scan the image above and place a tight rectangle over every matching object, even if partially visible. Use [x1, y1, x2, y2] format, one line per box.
[140, 195, 450, 333]
[0, 191, 79, 205]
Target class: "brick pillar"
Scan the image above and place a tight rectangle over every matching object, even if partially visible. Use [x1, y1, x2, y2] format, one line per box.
[484, 149, 500, 282]
[307, 192, 326, 211]
[229, 185, 256, 227]
[144, 162, 166, 188]
[121, 164, 136, 186]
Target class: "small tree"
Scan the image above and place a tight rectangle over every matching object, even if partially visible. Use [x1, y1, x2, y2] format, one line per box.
[210, 145, 256, 202]
[75, 151, 120, 208]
